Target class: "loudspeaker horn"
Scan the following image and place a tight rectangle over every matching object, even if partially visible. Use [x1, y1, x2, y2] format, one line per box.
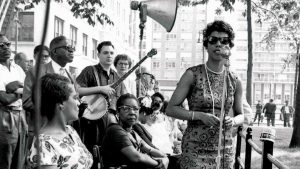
[131, 0, 178, 32]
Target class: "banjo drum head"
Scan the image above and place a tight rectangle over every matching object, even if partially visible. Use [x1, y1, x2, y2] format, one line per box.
[81, 94, 108, 120]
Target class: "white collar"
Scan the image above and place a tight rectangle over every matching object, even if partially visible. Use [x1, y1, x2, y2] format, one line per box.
[51, 61, 67, 74]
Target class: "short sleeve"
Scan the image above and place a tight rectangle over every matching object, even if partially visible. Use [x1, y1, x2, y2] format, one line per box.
[28, 136, 58, 167]
[107, 125, 133, 150]
[76, 66, 93, 87]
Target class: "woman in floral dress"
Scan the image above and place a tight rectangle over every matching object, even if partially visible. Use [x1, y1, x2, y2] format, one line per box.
[28, 74, 93, 169]
[166, 20, 244, 169]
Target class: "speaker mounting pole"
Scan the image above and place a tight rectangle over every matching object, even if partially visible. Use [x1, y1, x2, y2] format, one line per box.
[131, 1, 148, 98]
[131, 0, 178, 97]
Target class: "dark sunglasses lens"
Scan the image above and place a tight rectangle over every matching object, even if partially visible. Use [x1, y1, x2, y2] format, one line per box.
[0, 42, 11, 48]
[221, 38, 230, 45]
[208, 37, 229, 45]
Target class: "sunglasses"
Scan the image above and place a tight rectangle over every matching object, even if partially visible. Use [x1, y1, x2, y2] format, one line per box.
[54, 45, 76, 52]
[0, 42, 11, 48]
[118, 105, 140, 112]
[207, 36, 230, 45]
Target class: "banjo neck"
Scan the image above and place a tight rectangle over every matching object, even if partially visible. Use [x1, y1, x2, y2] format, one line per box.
[111, 49, 157, 89]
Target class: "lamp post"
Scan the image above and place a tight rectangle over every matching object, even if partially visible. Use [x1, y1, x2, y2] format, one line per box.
[14, 9, 19, 54]
[197, 30, 205, 64]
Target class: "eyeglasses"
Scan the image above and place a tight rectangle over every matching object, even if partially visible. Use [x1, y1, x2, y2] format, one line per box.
[207, 36, 230, 45]
[118, 105, 140, 112]
[0, 42, 11, 48]
[118, 62, 129, 66]
[54, 45, 76, 52]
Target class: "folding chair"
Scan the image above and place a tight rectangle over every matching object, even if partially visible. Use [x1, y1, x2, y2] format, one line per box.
[93, 145, 103, 169]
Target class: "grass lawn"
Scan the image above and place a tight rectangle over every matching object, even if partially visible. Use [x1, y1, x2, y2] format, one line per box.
[238, 127, 300, 169]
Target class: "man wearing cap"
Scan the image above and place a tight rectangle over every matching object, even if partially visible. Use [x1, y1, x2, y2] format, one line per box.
[22, 35, 75, 153]
[76, 41, 127, 169]
[0, 34, 27, 169]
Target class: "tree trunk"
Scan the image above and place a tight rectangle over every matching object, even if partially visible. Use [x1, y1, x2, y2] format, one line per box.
[290, 43, 300, 148]
[246, 0, 253, 105]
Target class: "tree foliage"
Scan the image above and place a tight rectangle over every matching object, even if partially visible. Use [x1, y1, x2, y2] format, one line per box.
[179, 0, 236, 11]
[18, 0, 113, 26]
[251, 0, 300, 148]
[251, 0, 300, 66]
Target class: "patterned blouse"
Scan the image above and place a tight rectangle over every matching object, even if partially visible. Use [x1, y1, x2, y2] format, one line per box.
[28, 125, 93, 169]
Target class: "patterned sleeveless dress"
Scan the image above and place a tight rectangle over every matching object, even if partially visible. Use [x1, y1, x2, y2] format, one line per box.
[179, 64, 238, 169]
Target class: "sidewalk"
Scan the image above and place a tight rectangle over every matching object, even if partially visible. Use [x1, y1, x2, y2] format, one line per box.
[250, 116, 293, 128]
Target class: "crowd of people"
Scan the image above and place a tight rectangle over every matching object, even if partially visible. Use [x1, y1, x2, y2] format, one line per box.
[0, 20, 251, 169]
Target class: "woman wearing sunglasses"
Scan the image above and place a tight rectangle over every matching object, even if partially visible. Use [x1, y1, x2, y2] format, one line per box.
[166, 20, 244, 169]
[102, 93, 169, 169]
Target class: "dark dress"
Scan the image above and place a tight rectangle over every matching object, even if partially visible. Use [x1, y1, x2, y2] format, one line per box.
[179, 64, 239, 169]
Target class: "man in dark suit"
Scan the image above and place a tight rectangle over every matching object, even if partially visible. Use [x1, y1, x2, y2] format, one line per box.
[22, 36, 75, 153]
[263, 99, 277, 126]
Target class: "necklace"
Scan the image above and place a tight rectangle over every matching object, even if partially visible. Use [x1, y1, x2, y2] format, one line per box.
[205, 63, 224, 74]
[204, 64, 215, 116]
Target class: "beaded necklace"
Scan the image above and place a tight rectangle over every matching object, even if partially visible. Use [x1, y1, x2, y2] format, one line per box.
[205, 63, 224, 74]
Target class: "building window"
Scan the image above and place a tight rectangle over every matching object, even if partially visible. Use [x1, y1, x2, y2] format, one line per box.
[165, 61, 176, 69]
[82, 33, 88, 56]
[153, 62, 160, 69]
[92, 39, 98, 59]
[6, 12, 34, 42]
[54, 16, 64, 37]
[166, 33, 177, 40]
[70, 25, 77, 47]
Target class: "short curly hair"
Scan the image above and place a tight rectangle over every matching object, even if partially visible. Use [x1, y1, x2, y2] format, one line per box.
[203, 20, 235, 49]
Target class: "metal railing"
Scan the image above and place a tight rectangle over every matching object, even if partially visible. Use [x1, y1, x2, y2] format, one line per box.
[234, 126, 290, 169]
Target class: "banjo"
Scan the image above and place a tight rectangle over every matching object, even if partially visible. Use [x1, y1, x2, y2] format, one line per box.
[81, 48, 157, 120]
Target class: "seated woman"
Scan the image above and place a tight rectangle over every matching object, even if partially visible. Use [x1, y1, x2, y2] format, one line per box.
[133, 105, 157, 149]
[28, 74, 93, 169]
[102, 93, 169, 169]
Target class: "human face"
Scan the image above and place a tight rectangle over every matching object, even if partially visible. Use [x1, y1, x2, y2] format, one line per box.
[116, 59, 129, 75]
[52, 39, 75, 65]
[62, 84, 80, 122]
[152, 96, 163, 111]
[98, 45, 114, 67]
[142, 73, 155, 87]
[34, 49, 50, 64]
[0, 36, 11, 62]
[118, 98, 140, 128]
[207, 31, 230, 61]
[17, 53, 31, 72]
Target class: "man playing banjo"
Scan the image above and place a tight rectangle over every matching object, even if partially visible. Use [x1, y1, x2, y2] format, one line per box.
[76, 41, 127, 169]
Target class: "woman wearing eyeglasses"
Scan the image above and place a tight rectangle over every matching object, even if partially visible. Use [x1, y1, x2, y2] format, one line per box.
[114, 54, 137, 96]
[102, 93, 169, 169]
[166, 20, 244, 169]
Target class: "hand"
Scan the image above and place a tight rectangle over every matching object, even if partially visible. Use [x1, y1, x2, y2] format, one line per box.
[5, 81, 23, 93]
[201, 113, 220, 127]
[99, 85, 116, 96]
[224, 116, 235, 128]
